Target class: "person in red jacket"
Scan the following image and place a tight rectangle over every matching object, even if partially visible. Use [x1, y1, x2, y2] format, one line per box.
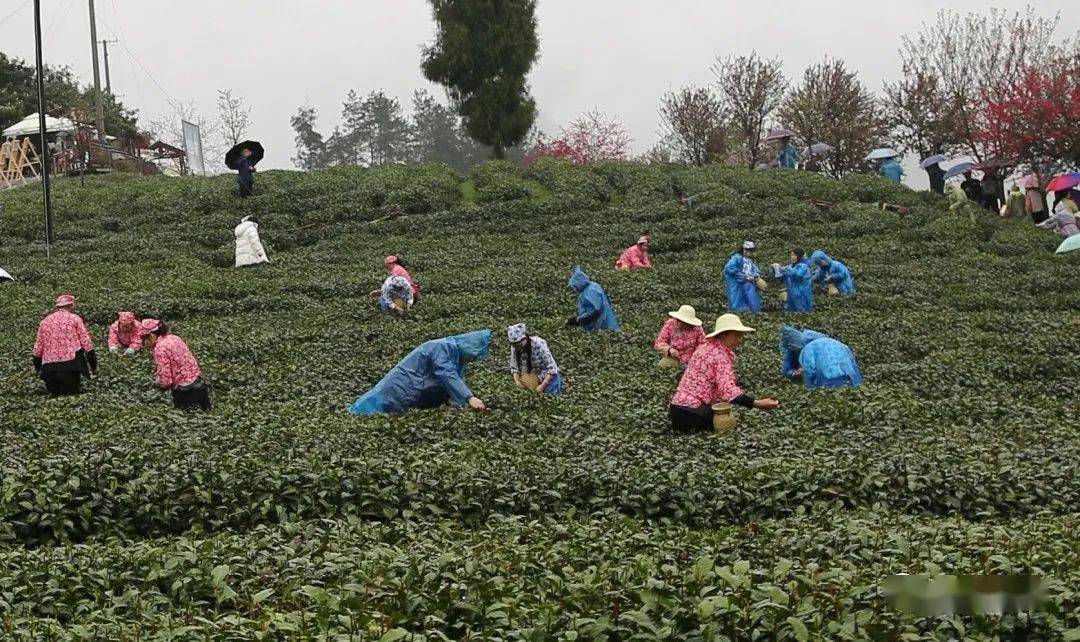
[107, 311, 143, 357]
[141, 319, 211, 410]
[615, 235, 653, 271]
[31, 294, 98, 395]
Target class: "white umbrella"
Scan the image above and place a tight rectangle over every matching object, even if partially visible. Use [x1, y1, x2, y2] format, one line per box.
[804, 143, 834, 156]
[2, 113, 77, 138]
[0, 268, 13, 282]
[866, 148, 900, 161]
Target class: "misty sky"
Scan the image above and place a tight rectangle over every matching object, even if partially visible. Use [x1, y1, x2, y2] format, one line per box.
[2, 0, 1077, 186]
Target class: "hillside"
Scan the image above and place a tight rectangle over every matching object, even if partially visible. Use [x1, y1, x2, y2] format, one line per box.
[1, 160, 1078, 640]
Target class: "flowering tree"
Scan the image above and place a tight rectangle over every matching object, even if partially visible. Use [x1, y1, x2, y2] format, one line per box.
[528, 110, 632, 164]
[978, 65, 1080, 172]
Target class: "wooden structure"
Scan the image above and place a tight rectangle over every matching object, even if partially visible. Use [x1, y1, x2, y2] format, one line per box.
[0, 138, 42, 189]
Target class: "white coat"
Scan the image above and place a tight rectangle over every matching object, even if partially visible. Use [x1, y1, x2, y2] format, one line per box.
[234, 219, 268, 267]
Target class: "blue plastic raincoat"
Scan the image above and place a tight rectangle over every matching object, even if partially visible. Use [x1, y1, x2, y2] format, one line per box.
[780, 326, 862, 389]
[777, 258, 814, 313]
[349, 330, 491, 415]
[809, 251, 855, 295]
[777, 143, 798, 169]
[879, 159, 904, 183]
[723, 254, 761, 313]
[569, 267, 620, 331]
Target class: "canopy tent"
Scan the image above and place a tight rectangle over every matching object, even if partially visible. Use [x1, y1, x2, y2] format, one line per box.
[2, 113, 77, 139]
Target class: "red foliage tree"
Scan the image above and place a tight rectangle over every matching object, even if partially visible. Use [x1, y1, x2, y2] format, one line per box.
[978, 64, 1080, 171]
[527, 110, 631, 164]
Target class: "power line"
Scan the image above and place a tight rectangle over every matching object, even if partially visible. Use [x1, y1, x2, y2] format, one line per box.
[43, 0, 77, 48]
[95, 16, 181, 112]
[0, 0, 31, 30]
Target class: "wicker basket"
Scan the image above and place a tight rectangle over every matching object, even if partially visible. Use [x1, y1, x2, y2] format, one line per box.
[712, 403, 736, 434]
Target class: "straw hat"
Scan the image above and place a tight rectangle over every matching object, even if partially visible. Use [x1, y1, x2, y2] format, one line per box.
[54, 294, 75, 307]
[668, 305, 702, 327]
[705, 314, 756, 338]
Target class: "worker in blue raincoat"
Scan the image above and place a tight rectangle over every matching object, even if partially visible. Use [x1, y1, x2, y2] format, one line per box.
[780, 326, 862, 389]
[879, 157, 904, 184]
[724, 241, 762, 313]
[349, 330, 491, 415]
[771, 248, 814, 313]
[809, 250, 855, 296]
[567, 267, 620, 331]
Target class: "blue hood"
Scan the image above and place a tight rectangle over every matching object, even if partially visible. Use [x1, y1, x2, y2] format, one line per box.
[781, 326, 806, 353]
[809, 250, 832, 268]
[450, 329, 492, 361]
[569, 267, 591, 292]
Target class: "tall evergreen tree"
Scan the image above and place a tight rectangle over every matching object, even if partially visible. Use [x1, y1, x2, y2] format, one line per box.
[410, 89, 485, 171]
[337, 90, 412, 166]
[421, 0, 539, 159]
[289, 104, 326, 169]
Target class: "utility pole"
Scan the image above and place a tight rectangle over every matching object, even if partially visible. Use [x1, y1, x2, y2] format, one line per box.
[100, 39, 118, 95]
[33, 0, 53, 255]
[87, 0, 106, 142]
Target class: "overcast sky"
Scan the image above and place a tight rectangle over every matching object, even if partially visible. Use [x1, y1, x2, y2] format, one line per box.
[2, 0, 1077, 185]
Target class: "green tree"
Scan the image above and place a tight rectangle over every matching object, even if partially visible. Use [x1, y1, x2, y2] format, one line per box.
[421, 0, 539, 159]
[335, 90, 413, 166]
[290, 103, 326, 170]
[411, 89, 485, 171]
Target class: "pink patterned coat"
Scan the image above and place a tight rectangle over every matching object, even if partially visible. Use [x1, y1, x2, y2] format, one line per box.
[671, 340, 744, 408]
[615, 244, 652, 270]
[33, 309, 94, 364]
[152, 335, 202, 389]
[654, 319, 704, 364]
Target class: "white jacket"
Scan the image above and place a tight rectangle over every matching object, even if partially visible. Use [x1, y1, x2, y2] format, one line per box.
[234, 219, 268, 267]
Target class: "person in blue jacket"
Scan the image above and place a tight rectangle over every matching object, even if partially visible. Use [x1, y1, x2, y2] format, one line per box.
[724, 241, 762, 313]
[879, 157, 904, 184]
[771, 248, 814, 313]
[349, 329, 491, 415]
[780, 326, 863, 389]
[776, 137, 799, 169]
[567, 267, 620, 331]
[809, 250, 855, 296]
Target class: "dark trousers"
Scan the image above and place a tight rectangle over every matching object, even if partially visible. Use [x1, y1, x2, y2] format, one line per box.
[172, 382, 211, 410]
[238, 178, 253, 198]
[669, 404, 713, 433]
[43, 370, 82, 395]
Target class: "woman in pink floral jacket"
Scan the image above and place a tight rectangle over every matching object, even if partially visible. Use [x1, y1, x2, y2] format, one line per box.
[141, 319, 211, 410]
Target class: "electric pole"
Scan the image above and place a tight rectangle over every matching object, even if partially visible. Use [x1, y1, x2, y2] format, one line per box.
[87, 0, 106, 142]
[101, 39, 118, 95]
[34, 0, 54, 255]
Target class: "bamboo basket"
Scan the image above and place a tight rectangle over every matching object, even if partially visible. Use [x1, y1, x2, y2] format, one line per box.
[712, 403, 736, 434]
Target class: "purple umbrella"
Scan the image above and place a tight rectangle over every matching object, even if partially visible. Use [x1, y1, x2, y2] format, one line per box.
[1046, 173, 1080, 193]
[765, 128, 796, 142]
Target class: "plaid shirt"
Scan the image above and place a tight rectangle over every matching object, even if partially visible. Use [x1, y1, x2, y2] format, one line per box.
[671, 339, 744, 408]
[509, 336, 559, 378]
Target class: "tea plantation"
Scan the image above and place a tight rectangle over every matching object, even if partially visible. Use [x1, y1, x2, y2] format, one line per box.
[1, 160, 1078, 640]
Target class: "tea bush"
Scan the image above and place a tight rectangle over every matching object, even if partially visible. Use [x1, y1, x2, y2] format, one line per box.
[1, 161, 1078, 639]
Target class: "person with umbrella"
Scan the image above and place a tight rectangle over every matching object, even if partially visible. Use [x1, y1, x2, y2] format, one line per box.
[921, 155, 946, 194]
[1018, 175, 1049, 224]
[767, 129, 799, 169]
[226, 141, 264, 198]
[960, 171, 982, 203]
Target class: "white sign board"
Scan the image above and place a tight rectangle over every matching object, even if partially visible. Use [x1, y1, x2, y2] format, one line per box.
[181, 120, 205, 176]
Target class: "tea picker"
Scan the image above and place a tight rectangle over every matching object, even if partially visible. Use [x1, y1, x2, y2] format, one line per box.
[225, 141, 264, 198]
[31, 295, 99, 396]
[654, 305, 704, 367]
[615, 234, 652, 271]
[809, 250, 855, 296]
[141, 319, 211, 410]
[769, 248, 814, 313]
[724, 241, 762, 313]
[567, 267, 620, 331]
[507, 324, 564, 395]
[234, 216, 269, 267]
[668, 314, 779, 433]
[780, 326, 863, 389]
[349, 330, 491, 415]
[369, 255, 421, 315]
[107, 311, 144, 357]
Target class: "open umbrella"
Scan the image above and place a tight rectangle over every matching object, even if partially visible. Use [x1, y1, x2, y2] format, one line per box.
[974, 158, 1017, 171]
[1056, 234, 1080, 254]
[765, 128, 796, 142]
[804, 143, 833, 156]
[1016, 174, 1040, 189]
[0, 267, 13, 283]
[919, 154, 947, 169]
[225, 141, 265, 170]
[1046, 173, 1080, 193]
[943, 162, 975, 180]
[866, 148, 900, 161]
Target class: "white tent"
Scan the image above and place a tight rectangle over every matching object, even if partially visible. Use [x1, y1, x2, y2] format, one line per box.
[2, 113, 77, 139]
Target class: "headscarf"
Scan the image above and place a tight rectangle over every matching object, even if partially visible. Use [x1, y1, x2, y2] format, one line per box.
[140, 318, 161, 336]
[384, 255, 399, 266]
[507, 324, 528, 343]
[450, 330, 492, 361]
[118, 311, 136, 324]
[55, 294, 75, 307]
[568, 267, 591, 292]
[636, 235, 649, 246]
[781, 326, 807, 353]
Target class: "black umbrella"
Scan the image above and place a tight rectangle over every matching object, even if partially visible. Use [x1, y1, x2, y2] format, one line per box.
[225, 141, 264, 170]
